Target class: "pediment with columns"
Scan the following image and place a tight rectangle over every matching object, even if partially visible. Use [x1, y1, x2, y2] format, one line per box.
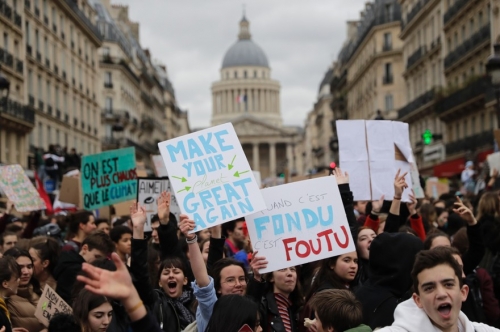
[231, 114, 295, 138]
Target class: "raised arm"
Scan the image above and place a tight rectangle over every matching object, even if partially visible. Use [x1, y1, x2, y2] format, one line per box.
[332, 168, 358, 234]
[385, 170, 408, 233]
[179, 215, 210, 287]
[206, 224, 225, 273]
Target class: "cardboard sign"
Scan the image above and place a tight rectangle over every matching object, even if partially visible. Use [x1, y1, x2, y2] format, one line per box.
[152, 155, 168, 177]
[157, 123, 265, 231]
[425, 177, 450, 199]
[58, 176, 82, 206]
[35, 285, 72, 327]
[137, 177, 180, 231]
[81, 147, 137, 210]
[246, 176, 355, 273]
[0, 165, 45, 212]
[337, 120, 413, 202]
[487, 152, 500, 176]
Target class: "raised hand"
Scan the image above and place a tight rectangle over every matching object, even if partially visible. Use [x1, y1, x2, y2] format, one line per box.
[394, 169, 408, 199]
[332, 167, 349, 185]
[179, 214, 196, 240]
[209, 224, 222, 238]
[77, 252, 133, 300]
[453, 196, 477, 226]
[157, 191, 171, 223]
[129, 202, 146, 229]
[371, 195, 385, 214]
[406, 191, 418, 215]
[250, 251, 268, 281]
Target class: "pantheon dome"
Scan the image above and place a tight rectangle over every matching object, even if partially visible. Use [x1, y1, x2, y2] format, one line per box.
[210, 15, 299, 182]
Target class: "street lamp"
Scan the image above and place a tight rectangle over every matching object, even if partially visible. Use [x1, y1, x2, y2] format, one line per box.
[0, 65, 10, 106]
[486, 44, 500, 128]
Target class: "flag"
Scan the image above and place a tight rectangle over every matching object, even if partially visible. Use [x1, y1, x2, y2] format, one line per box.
[35, 171, 53, 215]
[236, 94, 247, 103]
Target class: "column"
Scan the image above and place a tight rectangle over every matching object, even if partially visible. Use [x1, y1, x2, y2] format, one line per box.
[225, 91, 230, 114]
[269, 142, 276, 177]
[229, 90, 234, 113]
[249, 89, 254, 113]
[252, 143, 259, 170]
[286, 143, 293, 172]
[212, 92, 217, 114]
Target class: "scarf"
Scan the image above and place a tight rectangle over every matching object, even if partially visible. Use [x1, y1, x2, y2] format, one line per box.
[166, 290, 195, 329]
[274, 293, 292, 332]
[0, 298, 10, 322]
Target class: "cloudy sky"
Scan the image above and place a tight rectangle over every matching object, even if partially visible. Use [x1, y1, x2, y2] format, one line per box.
[116, 0, 367, 129]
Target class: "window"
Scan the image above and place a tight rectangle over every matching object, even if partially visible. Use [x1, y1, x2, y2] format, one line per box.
[385, 3, 393, 20]
[38, 75, 43, 101]
[384, 63, 393, 84]
[55, 87, 59, 108]
[105, 97, 113, 111]
[479, 61, 484, 74]
[28, 70, 33, 94]
[104, 72, 112, 84]
[234, 71, 237, 78]
[47, 125, 51, 145]
[385, 94, 394, 111]
[254, 70, 257, 78]
[46, 81, 51, 105]
[105, 125, 112, 137]
[471, 116, 476, 135]
[35, 29, 39, 51]
[455, 123, 460, 140]
[480, 113, 485, 131]
[102, 47, 110, 56]
[52, 7, 56, 25]
[478, 11, 483, 26]
[461, 25, 466, 41]
[3, 33, 8, 51]
[225, 72, 229, 79]
[244, 70, 247, 78]
[453, 32, 458, 49]
[60, 16, 64, 33]
[44, 37, 48, 59]
[26, 22, 30, 45]
[53, 43, 57, 63]
[38, 122, 43, 149]
[63, 92, 67, 115]
[463, 119, 468, 137]
[383, 32, 392, 50]
[491, 112, 496, 129]
[56, 129, 59, 144]
[470, 19, 475, 35]
[43, 0, 47, 15]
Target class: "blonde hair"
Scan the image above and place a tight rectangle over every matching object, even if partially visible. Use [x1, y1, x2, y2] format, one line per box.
[477, 192, 500, 220]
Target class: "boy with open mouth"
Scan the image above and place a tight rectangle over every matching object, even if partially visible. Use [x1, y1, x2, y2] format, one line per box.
[376, 247, 499, 332]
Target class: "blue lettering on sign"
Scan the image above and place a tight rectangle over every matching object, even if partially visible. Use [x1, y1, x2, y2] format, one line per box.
[254, 205, 334, 240]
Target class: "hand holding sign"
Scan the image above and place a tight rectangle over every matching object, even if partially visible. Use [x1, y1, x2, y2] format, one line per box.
[157, 191, 171, 223]
[394, 169, 408, 199]
[250, 251, 268, 282]
[331, 167, 349, 185]
[179, 214, 196, 240]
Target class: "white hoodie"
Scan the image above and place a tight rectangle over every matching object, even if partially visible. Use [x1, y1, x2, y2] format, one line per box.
[376, 299, 499, 332]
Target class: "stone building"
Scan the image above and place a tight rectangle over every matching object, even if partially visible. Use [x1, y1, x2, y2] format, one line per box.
[211, 15, 300, 180]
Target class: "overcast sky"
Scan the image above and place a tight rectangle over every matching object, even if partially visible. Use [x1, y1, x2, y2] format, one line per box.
[116, 0, 367, 129]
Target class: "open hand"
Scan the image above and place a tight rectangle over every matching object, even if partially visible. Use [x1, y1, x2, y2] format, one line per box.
[157, 191, 171, 222]
[179, 214, 196, 239]
[130, 203, 146, 229]
[77, 252, 133, 301]
[453, 196, 477, 226]
[332, 167, 349, 185]
[394, 169, 408, 198]
[406, 190, 417, 215]
[250, 251, 268, 281]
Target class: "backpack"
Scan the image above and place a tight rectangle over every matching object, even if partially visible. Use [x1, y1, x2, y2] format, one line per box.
[33, 224, 64, 246]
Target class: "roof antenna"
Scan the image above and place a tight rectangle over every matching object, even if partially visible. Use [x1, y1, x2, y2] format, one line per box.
[242, 4, 246, 19]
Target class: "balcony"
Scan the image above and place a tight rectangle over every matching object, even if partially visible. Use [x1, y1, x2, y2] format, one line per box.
[25, 0, 30, 9]
[104, 82, 113, 89]
[407, 46, 426, 70]
[398, 89, 435, 119]
[56, 109, 61, 119]
[446, 131, 493, 156]
[383, 75, 393, 85]
[63, 0, 102, 40]
[101, 110, 119, 121]
[26, 44, 32, 55]
[102, 137, 121, 149]
[28, 95, 35, 107]
[141, 91, 154, 107]
[444, 0, 469, 25]
[43, 15, 48, 25]
[0, 2, 12, 20]
[47, 105, 52, 115]
[34, 7, 39, 16]
[45, 58, 50, 68]
[436, 76, 489, 116]
[14, 12, 21, 27]
[15, 59, 23, 74]
[0, 48, 14, 68]
[444, 24, 490, 70]
[403, 0, 432, 31]
[38, 100, 44, 111]
[0, 99, 35, 128]
[141, 114, 155, 130]
[36, 51, 41, 62]
[382, 43, 392, 52]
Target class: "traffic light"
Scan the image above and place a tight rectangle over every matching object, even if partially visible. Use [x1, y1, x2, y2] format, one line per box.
[422, 129, 433, 145]
[279, 173, 285, 178]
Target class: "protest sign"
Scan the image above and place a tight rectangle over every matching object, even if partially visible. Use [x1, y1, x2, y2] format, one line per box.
[152, 155, 168, 177]
[337, 120, 413, 202]
[0, 165, 45, 212]
[246, 176, 355, 273]
[425, 177, 450, 199]
[158, 123, 265, 231]
[487, 152, 500, 176]
[137, 177, 180, 231]
[35, 285, 72, 327]
[81, 147, 137, 210]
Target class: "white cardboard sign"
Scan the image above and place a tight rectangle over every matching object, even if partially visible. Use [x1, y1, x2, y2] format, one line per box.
[157, 123, 265, 231]
[152, 155, 169, 177]
[137, 178, 180, 231]
[246, 176, 355, 273]
[337, 120, 413, 202]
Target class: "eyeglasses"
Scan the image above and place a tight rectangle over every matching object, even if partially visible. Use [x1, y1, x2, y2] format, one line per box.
[222, 276, 248, 287]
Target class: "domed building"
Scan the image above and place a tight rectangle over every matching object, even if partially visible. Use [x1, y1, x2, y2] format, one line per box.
[211, 15, 300, 181]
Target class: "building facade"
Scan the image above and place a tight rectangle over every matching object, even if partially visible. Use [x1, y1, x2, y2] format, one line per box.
[211, 16, 300, 181]
[344, 0, 405, 121]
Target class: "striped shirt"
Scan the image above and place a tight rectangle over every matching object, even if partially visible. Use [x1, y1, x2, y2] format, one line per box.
[274, 293, 292, 332]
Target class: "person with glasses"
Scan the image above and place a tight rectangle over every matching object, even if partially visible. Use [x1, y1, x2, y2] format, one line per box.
[247, 253, 304, 332]
[179, 214, 250, 332]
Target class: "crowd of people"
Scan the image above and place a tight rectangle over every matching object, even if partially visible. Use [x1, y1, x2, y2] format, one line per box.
[0, 166, 499, 332]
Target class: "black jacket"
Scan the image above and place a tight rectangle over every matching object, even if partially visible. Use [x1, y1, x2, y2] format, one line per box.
[354, 232, 423, 330]
[54, 250, 85, 305]
[0, 306, 12, 332]
[247, 278, 300, 332]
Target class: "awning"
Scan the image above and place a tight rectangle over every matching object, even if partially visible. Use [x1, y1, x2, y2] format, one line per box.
[433, 157, 466, 178]
[477, 149, 494, 163]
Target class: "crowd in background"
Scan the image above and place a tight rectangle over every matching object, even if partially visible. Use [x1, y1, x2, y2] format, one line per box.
[0, 165, 499, 332]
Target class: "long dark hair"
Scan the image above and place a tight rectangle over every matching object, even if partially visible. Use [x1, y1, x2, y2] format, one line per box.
[72, 288, 111, 332]
[30, 237, 61, 275]
[306, 256, 348, 303]
[205, 295, 259, 332]
[0, 256, 19, 289]
[3, 248, 42, 295]
[264, 267, 304, 308]
[157, 256, 189, 290]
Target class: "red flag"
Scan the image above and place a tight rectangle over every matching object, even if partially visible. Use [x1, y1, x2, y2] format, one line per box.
[35, 172, 53, 215]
